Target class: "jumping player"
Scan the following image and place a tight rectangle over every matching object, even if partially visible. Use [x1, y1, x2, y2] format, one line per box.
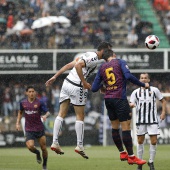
[45, 41, 112, 159]
[91, 49, 149, 166]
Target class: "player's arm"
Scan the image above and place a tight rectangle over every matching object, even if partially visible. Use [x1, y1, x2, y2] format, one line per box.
[40, 100, 50, 122]
[16, 110, 23, 131]
[160, 98, 166, 120]
[129, 91, 136, 108]
[45, 59, 76, 86]
[41, 111, 51, 122]
[75, 59, 91, 89]
[120, 60, 149, 88]
[91, 68, 103, 92]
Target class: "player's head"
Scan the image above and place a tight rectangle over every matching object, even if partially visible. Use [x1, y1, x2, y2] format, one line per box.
[97, 41, 112, 59]
[97, 41, 112, 51]
[102, 49, 116, 61]
[25, 85, 37, 99]
[139, 73, 150, 83]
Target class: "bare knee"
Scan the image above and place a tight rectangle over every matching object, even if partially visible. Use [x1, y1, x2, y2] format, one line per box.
[26, 142, 34, 150]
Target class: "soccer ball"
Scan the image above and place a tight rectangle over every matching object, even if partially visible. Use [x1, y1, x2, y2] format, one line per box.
[145, 35, 160, 50]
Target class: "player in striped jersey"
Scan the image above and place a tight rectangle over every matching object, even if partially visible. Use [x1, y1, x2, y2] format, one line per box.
[45, 41, 112, 159]
[91, 49, 149, 166]
[130, 73, 166, 170]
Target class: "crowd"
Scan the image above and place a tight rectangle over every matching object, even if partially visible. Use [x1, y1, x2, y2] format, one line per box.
[0, 0, 128, 49]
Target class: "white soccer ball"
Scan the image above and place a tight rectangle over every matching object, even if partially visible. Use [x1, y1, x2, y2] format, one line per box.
[145, 35, 160, 50]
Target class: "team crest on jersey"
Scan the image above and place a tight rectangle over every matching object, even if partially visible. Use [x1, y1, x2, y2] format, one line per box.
[34, 104, 38, 108]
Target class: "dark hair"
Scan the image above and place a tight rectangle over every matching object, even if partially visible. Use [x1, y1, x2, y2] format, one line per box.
[25, 85, 36, 92]
[97, 41, 112, 51]
[102, 49, 114, 61]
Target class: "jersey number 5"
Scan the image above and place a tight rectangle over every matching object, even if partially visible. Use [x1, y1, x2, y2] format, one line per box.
[105, 67, 116, 85]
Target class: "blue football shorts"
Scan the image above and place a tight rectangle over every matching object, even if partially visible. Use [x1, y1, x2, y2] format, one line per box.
[105, 98, 131, 122]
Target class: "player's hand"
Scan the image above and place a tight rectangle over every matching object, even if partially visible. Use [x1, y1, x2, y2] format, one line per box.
[144, 83, 150, 89]
[82, 81, 91, 89]
[45, 76, 56, 86]
[16, 123, 21, 131]
[41, 115, 47, 122]
[129, 103, 135, 108]
[160, 112, 166, 121]
[100, 86, 106, 94]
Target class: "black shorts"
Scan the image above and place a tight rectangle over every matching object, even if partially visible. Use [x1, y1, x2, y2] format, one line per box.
[26, 131, 45, 142]
[105, 98, 131, 122]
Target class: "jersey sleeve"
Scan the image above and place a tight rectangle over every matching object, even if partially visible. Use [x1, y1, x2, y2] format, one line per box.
[20, 101, 24, 111]
[130, 90, 137, 104]
[154, 87, 163, 100]
[40, 100, 49, 114]
[91, 67, 103, 92]
[120, 60, 145, 87]
[81, 52, 97, 68]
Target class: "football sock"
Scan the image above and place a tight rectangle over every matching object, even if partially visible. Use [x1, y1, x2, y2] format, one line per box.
[122, 130, 133, 155]
[137, 143, 144, 159]
[53, 116, 63, 143]
[30, 148, 40, 155]
[75, 120, 84, 148]
[43, 157, 47, 167]
[112, 129, 124, 152]
[149, 144, 157, 163]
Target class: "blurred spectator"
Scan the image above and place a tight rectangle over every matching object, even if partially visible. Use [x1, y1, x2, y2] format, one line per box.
[27, 8, 36, 28]
[35, 27, 45, 48]
[0, 21, 7, 46]
[47, 24, 57, 49]
[126, 28, 138, 48]
[105, 0, 122, 21]
[30, 0, 43, 14]
[126, 14, 140, 32]
[42, 0, 50, 17]
[153, 0, 170, 11]
[40, 91, 49, 106]
[6, 10, 14, 30]
[18, 8, 28, 22]
[164, 12, 170, 41]
[20, 32, 31, 49]
[9, 33, 20, 49]
[135, 20, 153, 44]
[98, 4, 111, 42]
[52, 85, 60, 115]
[12, 83, 25, 116]
[3, 87, 13, 118]
[55, 0, 66, 12]
[62, 33, 75, 49]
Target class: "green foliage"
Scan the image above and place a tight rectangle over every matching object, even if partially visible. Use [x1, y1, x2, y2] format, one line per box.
[0, 145, 170, 170]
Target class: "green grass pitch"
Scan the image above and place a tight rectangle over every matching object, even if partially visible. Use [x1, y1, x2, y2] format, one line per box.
[0, 145, 170, 170]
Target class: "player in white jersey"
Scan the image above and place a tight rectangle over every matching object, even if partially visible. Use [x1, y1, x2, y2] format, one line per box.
[45, 42, 112, 159]
[130, 73, 166, 170]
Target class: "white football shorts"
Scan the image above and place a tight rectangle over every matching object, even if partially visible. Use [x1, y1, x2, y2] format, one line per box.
[59, 79, 88, 105]
[136, 124, 160, 136]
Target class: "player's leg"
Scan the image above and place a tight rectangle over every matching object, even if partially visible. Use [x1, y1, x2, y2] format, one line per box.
[115, 99, 146, 165]
[120, 120, 146, 166]
[38, 135, 48, 170]
[73, 105, 88, 159]
[110, 119, 128, 160]
[147, 124, 159, 170]
[136, 130, 145, 170]
[26, 132, 42, 164]
[51, 99, 70, 154]
[105, 98, 127, 161]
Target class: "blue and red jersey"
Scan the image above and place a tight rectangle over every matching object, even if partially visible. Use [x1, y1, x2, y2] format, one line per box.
[20, 98, 48, 132]
[91, 59, 145, 99]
